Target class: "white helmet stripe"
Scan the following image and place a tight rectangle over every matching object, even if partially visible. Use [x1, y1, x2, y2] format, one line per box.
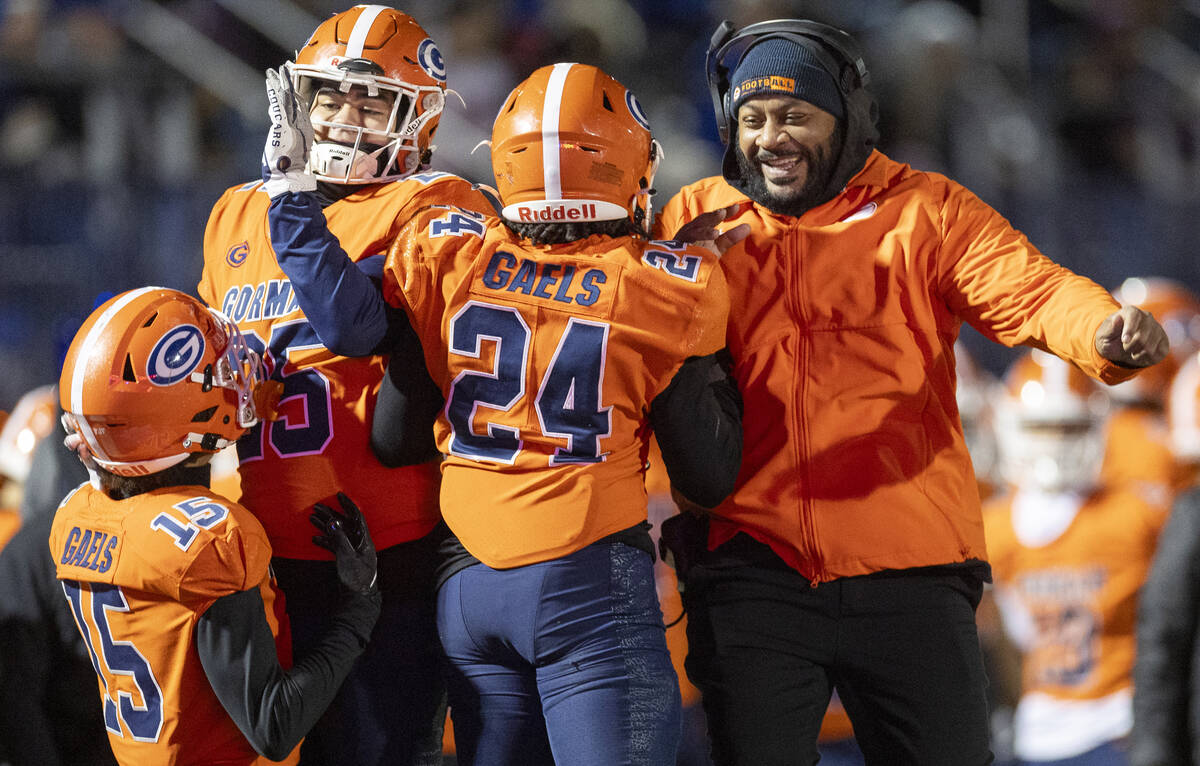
[70, 286, 161, 462]
[346, 5, 388, 58]
[541, 63, 574, 201]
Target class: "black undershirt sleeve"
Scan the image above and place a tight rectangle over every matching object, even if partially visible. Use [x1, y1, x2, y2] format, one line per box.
[196, 586, 380, 761]
[649, 350, 744, 509]
[370, 301, 445, 467]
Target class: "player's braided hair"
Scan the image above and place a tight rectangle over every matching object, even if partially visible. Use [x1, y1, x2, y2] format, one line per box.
[504, 218, 643, 245]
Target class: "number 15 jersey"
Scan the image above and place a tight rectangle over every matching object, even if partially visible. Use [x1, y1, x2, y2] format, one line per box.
[50, 483, 284, 765]
[382, 209, 729, 568]
[200, 173, 491, 558]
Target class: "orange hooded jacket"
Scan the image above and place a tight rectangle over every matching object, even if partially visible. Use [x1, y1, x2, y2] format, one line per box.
[657, 149, 1139, 584]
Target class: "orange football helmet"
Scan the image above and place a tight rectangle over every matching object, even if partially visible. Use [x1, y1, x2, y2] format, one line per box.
[1167, 350, 1200, 463]
[1109, 276, 1200, 406]
[292, 5, 447, 183]
[59, 288, 264, 477]
[994, 350, 1110, 492]
[491, 62, 663, 233]
[0, 384, 57, 483]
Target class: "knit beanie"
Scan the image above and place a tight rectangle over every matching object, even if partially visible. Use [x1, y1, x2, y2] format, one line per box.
[729, 37, 844, 119]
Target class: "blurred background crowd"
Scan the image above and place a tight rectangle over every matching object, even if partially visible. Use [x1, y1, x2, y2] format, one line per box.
[2, 0, 1200, 405]
[3, 1, 1200, 764]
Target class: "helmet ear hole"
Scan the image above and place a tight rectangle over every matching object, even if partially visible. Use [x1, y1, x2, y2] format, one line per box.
[191, 407, 216, 423]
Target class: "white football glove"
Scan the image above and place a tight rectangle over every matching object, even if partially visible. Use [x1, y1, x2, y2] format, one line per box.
[261, 63, 317, 198]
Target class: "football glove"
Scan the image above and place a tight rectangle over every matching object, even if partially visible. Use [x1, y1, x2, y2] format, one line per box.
[310, 492, 378, 596]
[262, 63, 317, 198]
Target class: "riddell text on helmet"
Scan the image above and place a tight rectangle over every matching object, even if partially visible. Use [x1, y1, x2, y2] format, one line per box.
[514, 203, 599, 222]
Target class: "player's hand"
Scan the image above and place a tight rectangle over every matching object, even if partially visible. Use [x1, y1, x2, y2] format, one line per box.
[310, 493, 378, 596]
[671, 204, 750, 257]
[1094, 305, 1170, 368]
[262, 63, 317, 199]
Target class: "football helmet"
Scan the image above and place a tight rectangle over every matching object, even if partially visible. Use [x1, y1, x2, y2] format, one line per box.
[0, 384, 57, 483]
[491, 62, 663, 233]
[59, 288, 264, 477]
[291, 5, 447, 183]
[1109, 276, 1200, 406]
[994, 350, 1110, 493]
[1167, 350, 1200, 463]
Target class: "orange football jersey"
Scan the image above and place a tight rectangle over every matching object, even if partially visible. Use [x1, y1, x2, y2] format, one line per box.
[200, 173, 491, 558]
[50, 482, 286, 765]
[382, 209, 729, 567]
[983, 486, 1168, 704]
[1101, 406, 1191, 494]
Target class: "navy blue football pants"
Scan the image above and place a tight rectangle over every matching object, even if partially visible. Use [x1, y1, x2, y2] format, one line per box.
[273, 530, 446, 766]
[437, 541, 682, 766]
[682, 535, 993, 766]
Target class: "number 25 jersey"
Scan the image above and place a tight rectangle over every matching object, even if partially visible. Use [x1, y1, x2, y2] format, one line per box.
[50, 483, 285, 765]
[200, 173, 491, 558]
[382, 209, 729, 568]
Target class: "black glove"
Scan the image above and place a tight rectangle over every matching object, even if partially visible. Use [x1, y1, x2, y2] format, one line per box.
[310, 493, 378, 596]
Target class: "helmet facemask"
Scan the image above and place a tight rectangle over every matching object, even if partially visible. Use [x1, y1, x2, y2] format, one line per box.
[294, 65, 445, 184]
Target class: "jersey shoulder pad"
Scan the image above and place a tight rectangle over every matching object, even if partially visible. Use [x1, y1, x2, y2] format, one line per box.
[397, 171, 497, 216]
[54, 486, 269, 601]
[639, 239, 723, 288]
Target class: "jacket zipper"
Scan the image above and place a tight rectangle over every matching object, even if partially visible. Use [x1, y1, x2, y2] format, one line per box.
[790, 222, 823, 585]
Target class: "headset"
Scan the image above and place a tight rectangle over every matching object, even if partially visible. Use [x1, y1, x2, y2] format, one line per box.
[706, 19, 871, 145]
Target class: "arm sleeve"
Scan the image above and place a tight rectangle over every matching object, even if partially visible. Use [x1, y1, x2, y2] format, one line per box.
[935, 183, 1131, 385]
[268, 191, 391, 357]
[1131, 489, 1200, 766]
[196, 585, 381, 761]
[370, 318, 445, 467]
[649, 350, 744, 508]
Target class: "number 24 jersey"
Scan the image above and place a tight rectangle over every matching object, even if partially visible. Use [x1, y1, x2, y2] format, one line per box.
[382, 209, 729, 568]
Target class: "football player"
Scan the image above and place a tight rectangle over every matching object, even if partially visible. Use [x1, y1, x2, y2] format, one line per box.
[198, 7, 495, 763]
[261, 60, 746, 765]
[50, 287, 379, 765]
[982, 349, 1170, 765]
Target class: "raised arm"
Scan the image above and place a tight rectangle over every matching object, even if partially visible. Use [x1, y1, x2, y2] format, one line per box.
[261, 64, 395, 357]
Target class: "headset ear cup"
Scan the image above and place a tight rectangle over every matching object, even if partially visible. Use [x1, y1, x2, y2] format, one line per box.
[838, 64, 854, 94]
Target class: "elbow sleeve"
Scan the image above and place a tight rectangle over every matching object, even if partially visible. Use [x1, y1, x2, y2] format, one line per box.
[371, 317, 445, 467]
[650, 351, 744, 508]
[197, 587, 380, 759]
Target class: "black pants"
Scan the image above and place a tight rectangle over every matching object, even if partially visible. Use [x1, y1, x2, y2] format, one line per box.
[681, 535, 993, 766]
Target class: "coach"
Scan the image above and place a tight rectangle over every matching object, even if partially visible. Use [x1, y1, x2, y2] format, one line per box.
[657, 18, 1168, 765]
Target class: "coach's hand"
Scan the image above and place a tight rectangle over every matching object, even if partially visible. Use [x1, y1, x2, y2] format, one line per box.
[262, 63, 317, 199]
[672, 204, 750, 257]
[1094, 305, 1170, 368]
[311, 493, 378, 596]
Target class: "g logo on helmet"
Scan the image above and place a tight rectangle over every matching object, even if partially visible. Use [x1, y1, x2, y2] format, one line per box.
[418, 38, 446, 83]
[626, 91, 650, 131]
[147, 325, 206, 386]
